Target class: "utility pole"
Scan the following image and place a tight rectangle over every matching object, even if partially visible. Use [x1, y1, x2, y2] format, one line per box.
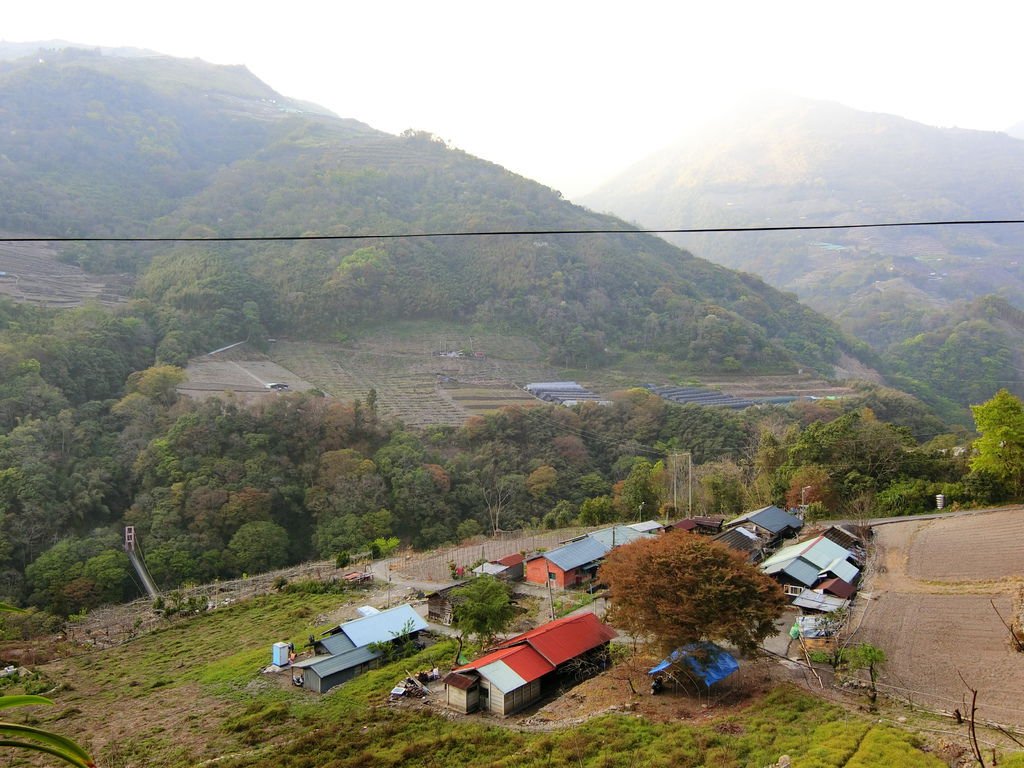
[546, 576, 555, 621]
[671, 452, 693, 517]
[686, 451, 693, 516]
[671, 454, 678, 520]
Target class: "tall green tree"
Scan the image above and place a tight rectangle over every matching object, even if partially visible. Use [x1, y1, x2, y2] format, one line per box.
[450, 575, 516, 662]
[970, 389, 1024, 497]
[227, 521, 290, 575]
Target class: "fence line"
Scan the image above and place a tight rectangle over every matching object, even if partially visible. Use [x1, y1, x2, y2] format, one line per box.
[65, 526, 592, 647]
[390, 526, 592, 582]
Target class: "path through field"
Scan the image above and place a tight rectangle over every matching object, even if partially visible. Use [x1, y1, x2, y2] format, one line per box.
[854, 507, 1024, 726]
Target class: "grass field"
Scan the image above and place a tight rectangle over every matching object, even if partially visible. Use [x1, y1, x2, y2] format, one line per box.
[6, 585, 962, 768]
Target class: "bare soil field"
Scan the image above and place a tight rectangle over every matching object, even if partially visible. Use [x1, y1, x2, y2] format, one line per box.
[0, 242, 131, 307]
[855, 508, 1024, 726]
[906, 512, 1024, 582]
[180, 346, 318, 404]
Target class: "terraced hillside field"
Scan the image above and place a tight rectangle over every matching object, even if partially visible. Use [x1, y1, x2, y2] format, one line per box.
[181, 323, 865, 427]
[268, 331, 561, 427]
[0, 241, 131, 307]
[855, 508, 1024, 727]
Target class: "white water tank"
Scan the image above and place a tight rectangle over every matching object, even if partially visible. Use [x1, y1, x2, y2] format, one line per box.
[272, 642, 291, 666]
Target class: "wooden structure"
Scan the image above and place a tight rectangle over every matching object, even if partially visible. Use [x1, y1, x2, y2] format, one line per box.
[444, 613, 616, 716]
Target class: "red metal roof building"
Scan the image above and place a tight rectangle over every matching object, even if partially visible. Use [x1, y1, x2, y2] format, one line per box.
[444, 613, 617, 716]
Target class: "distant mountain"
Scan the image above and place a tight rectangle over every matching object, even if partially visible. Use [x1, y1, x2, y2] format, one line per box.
[580, 94, 1024, 408]
[0, 47, 878, 383]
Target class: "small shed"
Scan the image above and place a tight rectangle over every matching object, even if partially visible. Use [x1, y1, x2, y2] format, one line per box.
[470, 553, 524, 581]
[525, 526, 653, 588]
[427, 585, 461, 625]
[445, 613, 617, 716]
[292, 645, 381, 694]
[442, 671, 480, 713]
[298, 604, 427, 693]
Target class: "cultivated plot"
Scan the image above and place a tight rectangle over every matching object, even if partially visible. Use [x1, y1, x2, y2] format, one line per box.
[269, 334, 559, 427]
[0, 242, 130, 307]
[180, 353, 317, 403]
[855, 508, 1024, 726]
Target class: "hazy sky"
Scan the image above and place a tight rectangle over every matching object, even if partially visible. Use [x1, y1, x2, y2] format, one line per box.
[5, 0, 1023, 198]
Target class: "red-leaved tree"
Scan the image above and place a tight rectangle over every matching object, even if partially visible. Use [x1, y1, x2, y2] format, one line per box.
[599, 533, 787, 656]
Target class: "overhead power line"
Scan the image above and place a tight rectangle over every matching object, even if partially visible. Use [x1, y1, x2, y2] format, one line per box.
[3, 218, 1024, 243]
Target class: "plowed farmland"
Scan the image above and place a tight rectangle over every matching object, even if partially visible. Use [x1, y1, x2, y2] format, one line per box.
[855, 508, 1024, 726]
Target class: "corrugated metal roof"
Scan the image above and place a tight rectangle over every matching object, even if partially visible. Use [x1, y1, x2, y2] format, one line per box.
[822, 525, 863, 551]
[340, 604, 428, 648]
[820, 557, 859, 585]
[799, 537, 853, 570]
[779, 558, 822, 588]
[319, 632, 356, 655]
[456, 643, 553, 691]
[497, 613, 617, 666]
[763, 536, 859, 587]
[544, 536, 608, 571]
[628, 520, 664, 533]
[588, 525, 653, 549]
[472, 562, 507, 576]
[727, 505, 802, 535]
[443, 671, 478, 690]
[749, 506, 803, 534]
[292, 644, 381, 676]
[456, 614, 616, 694]
[713, 525, 762, 553]
[818, 577, 856, 599]
[792, 590, 849, 613]
[490, 645, 553, 687]
[477, 660, 527, 693]
[495, 553, 524, 566]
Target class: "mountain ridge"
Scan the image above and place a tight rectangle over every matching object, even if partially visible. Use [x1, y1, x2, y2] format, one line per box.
[580, 94, 1024, 411]
[0, 47, 878, 384]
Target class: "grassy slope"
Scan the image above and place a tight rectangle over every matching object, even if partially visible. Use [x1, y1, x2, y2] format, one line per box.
[5, 589, 952, 768]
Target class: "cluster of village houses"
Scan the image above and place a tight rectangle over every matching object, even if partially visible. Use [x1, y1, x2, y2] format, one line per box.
[281, 506, 865, 717]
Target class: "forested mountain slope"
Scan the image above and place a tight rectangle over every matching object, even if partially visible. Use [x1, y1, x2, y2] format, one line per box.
[0, 47, 870, 377]
[580, 94, 1024, 407]
[0, 47, 989, 618]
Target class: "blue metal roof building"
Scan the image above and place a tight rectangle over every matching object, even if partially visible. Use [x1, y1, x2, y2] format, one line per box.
[726, 505, 803, 536]
[761, 534, 861, 594]
[294, 604, 428, 694]
[340, 604, 428, 648]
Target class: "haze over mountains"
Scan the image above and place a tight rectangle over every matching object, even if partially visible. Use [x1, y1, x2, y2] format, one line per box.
[3, 45, 1023, 418]
[581, 95, 1024, 413]
[0, 45, 866, 383]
